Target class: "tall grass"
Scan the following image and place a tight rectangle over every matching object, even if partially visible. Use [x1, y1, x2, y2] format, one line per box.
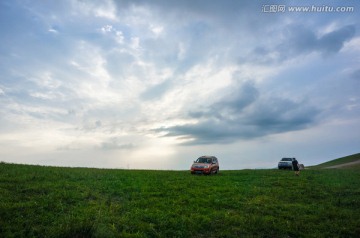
[1, 163, 359, 237]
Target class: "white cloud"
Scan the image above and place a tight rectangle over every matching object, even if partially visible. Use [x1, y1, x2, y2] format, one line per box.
[68, 41, 118, 103]
[115, 31, 125, 44]
[101, 25, 114, 33]
[342, 37, 360, 53]
[48, 27, 59, 34]
[29, 71, 62, 89]
[177, 42, 186, 60]
[71, 0, 118, 21]
[101, 137, 135, 150]
[130, 37, 141, 51]
[100, 24, 124, 43]
[150, 24, 164, 37]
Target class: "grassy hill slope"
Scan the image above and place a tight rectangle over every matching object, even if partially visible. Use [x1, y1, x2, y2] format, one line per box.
[1, 162, 360, 237]
[312, 153, 360, 169]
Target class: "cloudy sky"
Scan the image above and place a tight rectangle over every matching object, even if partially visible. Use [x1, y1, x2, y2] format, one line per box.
[0, 0, 359, 170]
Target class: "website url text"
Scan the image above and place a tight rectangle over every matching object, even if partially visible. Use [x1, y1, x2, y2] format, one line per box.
[261, 5, 354, 13]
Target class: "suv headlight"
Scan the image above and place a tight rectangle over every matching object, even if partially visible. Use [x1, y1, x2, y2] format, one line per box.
[204, 165, 209, 168]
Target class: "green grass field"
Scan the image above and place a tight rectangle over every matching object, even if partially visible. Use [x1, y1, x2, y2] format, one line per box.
[311, 153, 360, 169]
[1, 161, 359, 237]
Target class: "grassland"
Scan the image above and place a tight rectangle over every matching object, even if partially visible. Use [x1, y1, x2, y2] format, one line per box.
[311, 153, 360, 169]
[1, 162, 359, 237]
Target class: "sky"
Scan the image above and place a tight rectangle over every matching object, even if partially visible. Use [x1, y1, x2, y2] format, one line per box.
[0, 0, 359, 170]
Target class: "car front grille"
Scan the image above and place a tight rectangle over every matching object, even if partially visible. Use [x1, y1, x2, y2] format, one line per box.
[194, 165, 205, 168]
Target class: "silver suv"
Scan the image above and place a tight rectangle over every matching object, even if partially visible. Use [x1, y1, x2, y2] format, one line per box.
[278, 158, 295, 170]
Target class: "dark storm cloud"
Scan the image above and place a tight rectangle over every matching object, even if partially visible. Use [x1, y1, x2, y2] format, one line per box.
[247, 24, 356, 64]
[189, 81, 259, 120]
[244, 97, 319, 133]
[318, 25, 356, 55]
[155, 82, 320, 145]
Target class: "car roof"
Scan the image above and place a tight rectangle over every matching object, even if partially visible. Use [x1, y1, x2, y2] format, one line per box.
[198, 156, 217, 159]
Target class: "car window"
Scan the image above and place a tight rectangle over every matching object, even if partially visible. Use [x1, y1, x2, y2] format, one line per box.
[196, 158, 207, 163]
[196, 157, 213, 163]
[281, 158, 292, 161]
[196, 157, 218, 163]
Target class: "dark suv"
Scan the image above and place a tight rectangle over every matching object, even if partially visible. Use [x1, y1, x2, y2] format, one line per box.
[191, 156, 219, 175]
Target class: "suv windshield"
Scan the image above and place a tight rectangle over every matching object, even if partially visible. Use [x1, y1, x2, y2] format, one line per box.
[281, 158, 293, 161]
[196, 158, 212, 163]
